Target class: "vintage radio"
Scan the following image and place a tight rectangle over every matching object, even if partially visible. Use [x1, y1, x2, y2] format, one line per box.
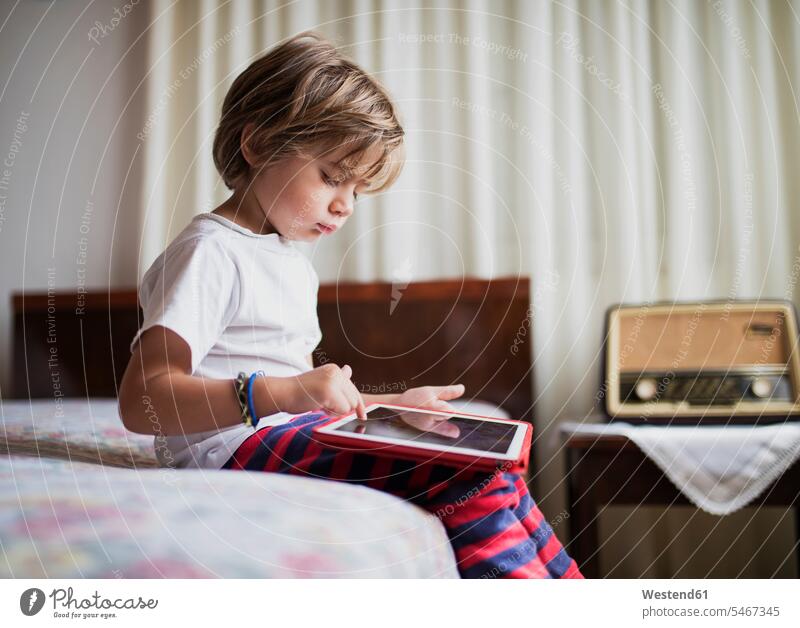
[603, 300, 800, 424]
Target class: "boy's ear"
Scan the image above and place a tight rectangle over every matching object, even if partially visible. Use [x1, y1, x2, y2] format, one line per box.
[240, 122, 257, 167]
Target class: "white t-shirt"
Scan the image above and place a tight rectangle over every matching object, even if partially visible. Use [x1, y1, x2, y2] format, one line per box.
[131, 213, 322, 469]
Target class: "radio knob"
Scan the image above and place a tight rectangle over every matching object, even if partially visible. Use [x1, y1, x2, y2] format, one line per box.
[635, 378, 658, 401]
[750, 377, 773, 399]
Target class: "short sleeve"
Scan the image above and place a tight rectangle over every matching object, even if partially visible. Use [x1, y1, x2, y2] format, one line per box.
[132, 237, 240, 373]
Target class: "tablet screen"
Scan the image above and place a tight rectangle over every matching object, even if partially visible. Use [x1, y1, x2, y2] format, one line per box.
[331, 405, 518, 455]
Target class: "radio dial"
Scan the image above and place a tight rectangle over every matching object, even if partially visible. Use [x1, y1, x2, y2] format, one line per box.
[750, 377, 773, 399]
[634, 378, 658, 401]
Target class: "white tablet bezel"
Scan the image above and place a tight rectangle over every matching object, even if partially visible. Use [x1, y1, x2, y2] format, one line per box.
[315, 403, 528, 460]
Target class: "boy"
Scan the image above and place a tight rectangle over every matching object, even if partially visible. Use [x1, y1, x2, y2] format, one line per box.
[119, 32, 582, 579]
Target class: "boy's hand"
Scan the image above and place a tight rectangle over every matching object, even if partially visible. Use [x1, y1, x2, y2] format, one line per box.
[395, 384, 466, 413]
[273, 364, 367, 419]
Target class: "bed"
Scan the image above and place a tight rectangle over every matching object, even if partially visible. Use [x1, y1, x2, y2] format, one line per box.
[0, 452, 458, 578]
[3, 278, 533, 578]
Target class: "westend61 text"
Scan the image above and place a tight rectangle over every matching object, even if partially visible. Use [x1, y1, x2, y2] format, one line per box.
[642, 589, 708, 600]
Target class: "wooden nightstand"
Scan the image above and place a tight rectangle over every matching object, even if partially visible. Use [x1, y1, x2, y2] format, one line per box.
[561, 420, 800, 578]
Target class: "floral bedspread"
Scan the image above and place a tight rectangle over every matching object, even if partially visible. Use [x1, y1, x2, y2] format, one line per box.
[0, 399, 157, 468]
[0, 454, 459, 578]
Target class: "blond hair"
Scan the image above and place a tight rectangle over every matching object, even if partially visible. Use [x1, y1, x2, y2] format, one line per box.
[213, 31, 404, 193]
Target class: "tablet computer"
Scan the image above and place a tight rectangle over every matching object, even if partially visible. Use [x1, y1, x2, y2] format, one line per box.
[313, 403, 532, 472]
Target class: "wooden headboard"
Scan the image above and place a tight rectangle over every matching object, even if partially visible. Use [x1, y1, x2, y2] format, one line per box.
[11, 277, 534, 422]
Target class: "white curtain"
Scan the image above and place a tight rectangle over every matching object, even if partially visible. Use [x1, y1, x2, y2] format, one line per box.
[140, 0, 800, 577]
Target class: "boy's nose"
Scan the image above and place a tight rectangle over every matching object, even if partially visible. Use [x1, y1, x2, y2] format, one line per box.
[330, 198, 353, 217]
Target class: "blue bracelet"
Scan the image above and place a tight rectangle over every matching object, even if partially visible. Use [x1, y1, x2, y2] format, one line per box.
[247, 370, 265, 429]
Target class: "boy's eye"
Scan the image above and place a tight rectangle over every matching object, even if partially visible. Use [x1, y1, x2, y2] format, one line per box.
[322, 169, 359, 200]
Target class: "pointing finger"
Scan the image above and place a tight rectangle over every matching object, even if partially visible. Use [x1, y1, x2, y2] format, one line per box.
[356, 397, 368, 421]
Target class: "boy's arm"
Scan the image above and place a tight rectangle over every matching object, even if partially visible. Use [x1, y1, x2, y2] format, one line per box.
[119, 326, 288, 436]
[120, 328, 366, 435]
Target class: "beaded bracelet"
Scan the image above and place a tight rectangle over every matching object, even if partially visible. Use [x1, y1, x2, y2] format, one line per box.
[234, 372, 253, 428]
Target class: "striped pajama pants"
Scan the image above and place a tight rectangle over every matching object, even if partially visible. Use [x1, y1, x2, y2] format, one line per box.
[222, 412, 584, 579]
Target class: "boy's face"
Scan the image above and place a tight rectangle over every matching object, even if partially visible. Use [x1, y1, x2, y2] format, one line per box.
[245, 142, 376, 242]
